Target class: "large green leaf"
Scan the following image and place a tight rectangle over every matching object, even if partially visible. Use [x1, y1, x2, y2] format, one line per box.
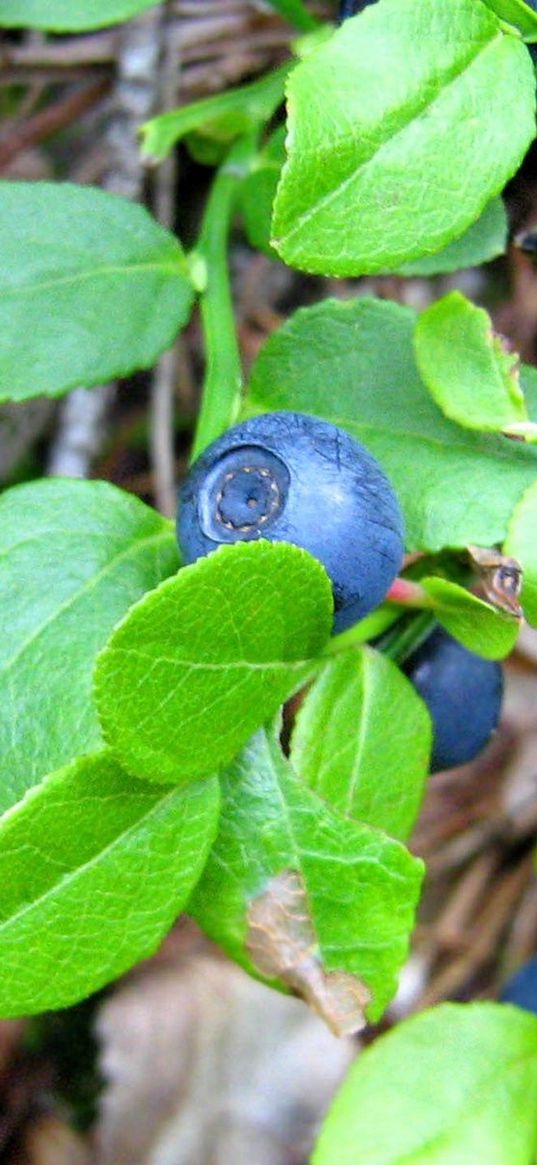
[0, 182, 194, 402]
[314, 1003, 537, 1165]
[190, 728, 423, 1031]
[0, 479, 178, 813]
[0, 751, 219, 1017]
[272, 0, 536, 274]
[415, 291, 528, 432]
[395, 198, 508, 276]
[504, 479, 537, 626]
[95, 541, 333, 787]
[0, 0, 159, 31]
[289, 648, 431, 840]
[246, 297, 537, 552]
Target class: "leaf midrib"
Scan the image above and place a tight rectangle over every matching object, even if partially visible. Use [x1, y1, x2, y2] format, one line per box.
[109, 644, 319, 672]
[0, 260, 183, 299]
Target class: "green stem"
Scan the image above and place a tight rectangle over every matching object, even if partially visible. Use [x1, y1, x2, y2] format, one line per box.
[190, 133, 257, 463]
[378, 610, 437, 664]
[323, 605, 402, 656]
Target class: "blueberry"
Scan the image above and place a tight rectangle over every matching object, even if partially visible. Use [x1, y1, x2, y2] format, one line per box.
[500, 957, 537, 1014]
[404, 627, 503, 773]
[177, 412, 404, 633]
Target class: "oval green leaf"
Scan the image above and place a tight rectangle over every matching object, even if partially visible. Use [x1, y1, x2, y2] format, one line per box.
[290, 648, 431, 840]
[0, 182, 195, 402]
[272, 0, 536, 274]
[95, 541, 333, 786]
[314, 1002, 537, 1165]
[415, 291, 527, 432]
[0, 0, 159, 31]
[419, 576, 519, 658]
[190, 728, 423, 1029]
[0, 479, 179, 813]
[0, 752, 219, 1017]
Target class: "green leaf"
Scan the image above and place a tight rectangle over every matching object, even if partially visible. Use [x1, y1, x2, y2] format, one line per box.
[415, 291, 528, 432]
[0, 182, 194, 403]
[0, 0, 159, 31]
[289, 648, 431, 840]
[141, 65, 290, 164]
[263, 0, 319, 31]
[313, 1002, 537, 1165]
[95, 541, 333, 787]
[0, 751, 219, 1017]
[481, 0, 537, 39]
[240, 127, 287, 258]
[0, 479, 179, 813]
[272, 0, 536, 275]
[246, 297, 537, 552]
[396, 198, 508, 276]
[190, 728, 423, 1031]
[504, 479, 537, 626]
[419, 577, 519, 658]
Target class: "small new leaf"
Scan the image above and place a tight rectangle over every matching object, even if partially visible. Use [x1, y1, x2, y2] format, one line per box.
[414, 291, 528, 432]
[141, 66, 290, 164]
[418, 576, 519, 658]
[95, 541, 333, 786]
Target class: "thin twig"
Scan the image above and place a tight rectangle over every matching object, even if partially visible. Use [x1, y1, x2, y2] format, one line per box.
[149, 12, 182, 517]
[0, 31, 117, 67]
[47, 8, 164, 479]
[0, 78, 111, 172]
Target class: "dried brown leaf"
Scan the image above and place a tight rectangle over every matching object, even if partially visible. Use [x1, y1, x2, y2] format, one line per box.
[247, 869, 371, 1038]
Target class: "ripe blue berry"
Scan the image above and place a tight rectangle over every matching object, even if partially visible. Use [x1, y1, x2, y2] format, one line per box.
[404, 627, 503, 773]
[177, 412, 404, 632]
[500, 957, 537, 1014]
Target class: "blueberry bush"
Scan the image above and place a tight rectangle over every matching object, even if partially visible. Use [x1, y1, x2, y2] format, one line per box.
[2, 0, 537, 1158]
